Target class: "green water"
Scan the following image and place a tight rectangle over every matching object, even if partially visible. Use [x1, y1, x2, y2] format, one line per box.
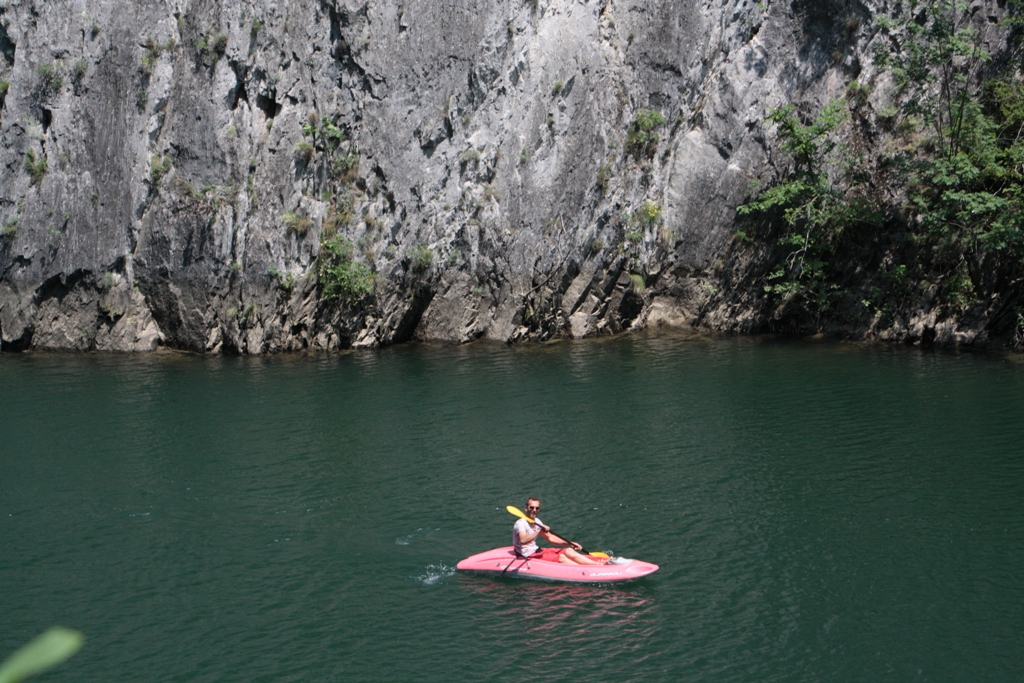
[2, 335, 1022, 682]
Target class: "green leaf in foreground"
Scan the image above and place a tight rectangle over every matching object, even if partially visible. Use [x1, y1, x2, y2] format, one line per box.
[0, 628, 84, 683]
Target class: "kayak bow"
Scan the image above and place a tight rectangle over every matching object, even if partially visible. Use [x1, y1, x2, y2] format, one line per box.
[456, 546, 659, 583]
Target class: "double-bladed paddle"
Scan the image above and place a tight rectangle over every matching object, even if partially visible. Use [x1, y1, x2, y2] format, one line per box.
[506, 505, 610, 559]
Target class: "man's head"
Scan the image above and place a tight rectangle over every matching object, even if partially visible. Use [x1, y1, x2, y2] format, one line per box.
[525, 497, 540, 515]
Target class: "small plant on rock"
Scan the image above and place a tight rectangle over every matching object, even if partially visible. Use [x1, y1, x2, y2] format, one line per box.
[301, 113, 343, 145]
[280, 212, 313, 237]
[140, 37, 175, 75]
[846, 80, 871, 108]
[408, 243, 433, 272]
[149, 155, 172, 185]
[72, 60, 88, 79]
[36, 62, 62, 97]
[25, 149, 48, 185]
[638, 200, 662, 225]
[626, 109, 665, 160]
[141, 43, 157, 74]
[2, 216, 18, 237]
[210, 33, 229, 57]
[293, 141, 314, 164]
[596, 164, 612, 195]
[300, 114, 359, 187]
[197, 32, 228, 62]
[332, 152, 359, 182]
[319, 236, 375, 301]
[99, 271, 118, 290]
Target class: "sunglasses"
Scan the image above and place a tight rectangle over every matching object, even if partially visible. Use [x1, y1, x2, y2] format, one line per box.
[526, 505, 540, 511]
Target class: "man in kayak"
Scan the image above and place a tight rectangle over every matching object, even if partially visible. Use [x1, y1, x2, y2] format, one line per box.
[513, 498, 606, 565]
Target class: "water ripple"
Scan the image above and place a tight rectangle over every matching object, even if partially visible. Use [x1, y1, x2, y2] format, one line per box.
[3, 339, 1023, 682]
[416, 563, 456, 586]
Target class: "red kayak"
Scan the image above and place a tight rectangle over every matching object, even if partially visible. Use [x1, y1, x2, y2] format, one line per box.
[456, 546, 659, 583]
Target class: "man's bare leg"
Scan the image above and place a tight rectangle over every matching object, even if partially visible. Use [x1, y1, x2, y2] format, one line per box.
[558, 548, 605, 565]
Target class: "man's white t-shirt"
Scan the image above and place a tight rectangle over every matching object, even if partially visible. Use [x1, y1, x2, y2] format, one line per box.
[513, 517, 543, 556]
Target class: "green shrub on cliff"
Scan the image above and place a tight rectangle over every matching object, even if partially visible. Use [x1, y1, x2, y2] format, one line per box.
[280, 212, 312, 236]
[870, 1, 1024, 282]
[293, 141, 314, 164]
[209, 33, 228, 57]
[596, 163, 611, 194]
[36, 63, 62, 96]
[626, 109, 665, 160]
[302, 115, 346, 147]
[25, 149, 48, 185]
[299, 114, 358, 186]
[332, 152, 359, 183]
[196, 32, 228, 61]
[318, 236, 375, 301]
[149, 155, 172, 185]
[408, 243, 433, 272]
[879, 4, 1024, 262]
[638, 200, 662, 225]
[737, 99, 875, 308]
[740, 0, 1024, 331]
[140, 37, 175, 74]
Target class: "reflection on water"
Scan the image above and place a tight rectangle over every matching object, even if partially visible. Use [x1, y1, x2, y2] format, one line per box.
[461, 577, 659, 652]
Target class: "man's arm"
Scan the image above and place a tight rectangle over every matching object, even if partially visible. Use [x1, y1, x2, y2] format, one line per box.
[541, 529, 582, 551]
[518, 525, 543, 545]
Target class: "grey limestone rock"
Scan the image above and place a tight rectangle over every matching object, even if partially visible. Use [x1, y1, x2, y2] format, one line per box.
[0, 0, 950, 352]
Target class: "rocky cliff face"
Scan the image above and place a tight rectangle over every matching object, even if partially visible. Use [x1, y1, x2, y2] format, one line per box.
[0, 0, 932, 352]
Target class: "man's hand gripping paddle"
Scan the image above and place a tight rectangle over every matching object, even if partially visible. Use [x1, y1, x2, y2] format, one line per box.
[506, 505, 610, 559]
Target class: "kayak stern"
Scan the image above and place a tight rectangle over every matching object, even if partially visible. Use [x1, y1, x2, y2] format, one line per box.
[456, 546, 658, 584]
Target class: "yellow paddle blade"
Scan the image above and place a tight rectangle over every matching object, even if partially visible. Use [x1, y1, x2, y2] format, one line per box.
[589, 552, 610, 559]
[506, 505, 533, 523]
